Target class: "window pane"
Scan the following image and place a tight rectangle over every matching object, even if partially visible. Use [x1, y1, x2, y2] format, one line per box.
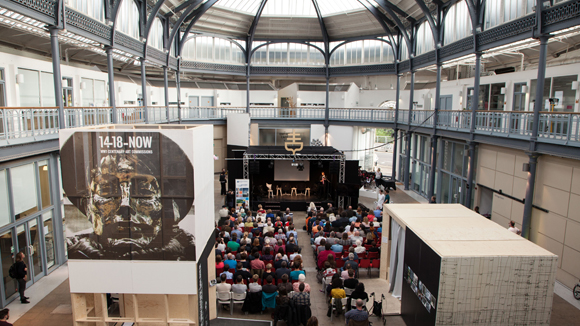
[530, 78, 551, 111]
[41, 72, 56, 107]
[10, 163, 38, 220]
[19, 69, 40, 107]
[43, 210, 56, 269]
[0, 171, 10, 227]
[490, 83, 505, 110]
[442, 141, 451, 171]
[81, 78, 94, 107]
[94, 80, 106, 107]
[551, 75, 577, 111]
[453, 143, 464, 175]
[38, 160, 51, 209]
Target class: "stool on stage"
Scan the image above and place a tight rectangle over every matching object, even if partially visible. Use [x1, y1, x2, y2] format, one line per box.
[266, 183, 273, 198]
[276, 186, 282, 196]
[305, 188, 310, 196]
[291, 188, 297, 196]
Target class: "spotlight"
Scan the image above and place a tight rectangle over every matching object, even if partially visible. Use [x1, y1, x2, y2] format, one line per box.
[268, 160, 274, 169]
[318, 161, 323, 168]
[297, 163, 304, 171]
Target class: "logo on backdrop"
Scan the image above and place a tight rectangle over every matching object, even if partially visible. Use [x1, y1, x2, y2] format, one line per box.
[285, 130, 304, 154]
[60, 131, 196, 261]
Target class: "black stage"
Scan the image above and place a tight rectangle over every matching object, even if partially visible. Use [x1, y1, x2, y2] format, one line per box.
[254, 195, 333, 212]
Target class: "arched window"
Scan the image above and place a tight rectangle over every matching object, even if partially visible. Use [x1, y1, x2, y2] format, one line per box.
[66, 0, 104, 22]
[148, 18, 164, 50]
[416, 22, 435, 55]
[443, 0, 472, 45]
[116, 0, 140, 40]
[182, 36, 245, 64]
[379, 100, 396, 109]
[250, 43, 324, 66]
[485, 0, 534, 30]
[330, 40, 395, 66]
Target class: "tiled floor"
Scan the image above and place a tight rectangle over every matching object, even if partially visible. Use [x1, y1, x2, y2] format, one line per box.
[9, 175, 580, 326]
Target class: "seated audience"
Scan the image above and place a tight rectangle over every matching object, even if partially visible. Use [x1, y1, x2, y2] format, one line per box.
[293, 273, 311, 293]
[262, 275, 278, 294]
[249, 274, 262, 293]
[216, 274, 232, 293]
[231, 275, 247, 294]
[345, 299, 369, 324]
[293, 283, 311, 306]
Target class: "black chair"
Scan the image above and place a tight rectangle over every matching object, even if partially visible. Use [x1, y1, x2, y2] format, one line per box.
[282, 184, 291, 195]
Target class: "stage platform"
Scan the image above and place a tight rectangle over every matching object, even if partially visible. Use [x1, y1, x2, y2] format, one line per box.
[253, 195, 334, 212]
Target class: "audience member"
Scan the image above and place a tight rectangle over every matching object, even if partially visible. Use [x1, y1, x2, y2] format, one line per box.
[216, 274, 232, 293]
[293, 283, 311, 307]
[293, 273, 311, 293]
[345, 299, 369, 325]
[276, 261, 291, 280]
[231, 275, 247, 294]
[344, 269, 359, 290]
[278, 274, 293, 293]
[220, 264, 233, 280]
[262, 275, 278, 293]
[249, 274, 262, 293]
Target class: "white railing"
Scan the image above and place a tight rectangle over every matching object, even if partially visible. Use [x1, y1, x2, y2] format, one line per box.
[1, 107, 579, 147]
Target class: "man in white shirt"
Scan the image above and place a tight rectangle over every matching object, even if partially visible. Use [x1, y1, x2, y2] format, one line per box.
[314, 232, 326, 245]
[508, 221, 521, 235]
[263, 222, 275, 234]
[219, 205, 229, 219]
[216, 274, 232, 293]
[377, 190, 385, 208]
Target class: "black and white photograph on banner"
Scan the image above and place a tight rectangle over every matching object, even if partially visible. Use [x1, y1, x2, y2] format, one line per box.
[61, 131, 196, 261]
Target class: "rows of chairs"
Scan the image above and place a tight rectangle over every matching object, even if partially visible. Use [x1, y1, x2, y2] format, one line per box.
[216, 292, 247, 316]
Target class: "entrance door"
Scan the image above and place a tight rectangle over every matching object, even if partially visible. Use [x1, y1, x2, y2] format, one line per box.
[450, 176, 464, 204]
[440, 95, 453, 110]
[188, 96, 199, 108]
[16, 219, 44, 286]
[201, 96, 214, 107]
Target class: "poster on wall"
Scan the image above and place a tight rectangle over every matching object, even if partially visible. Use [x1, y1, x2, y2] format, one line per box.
[60, 131, 196, 261]
[235, 179, 250, 209]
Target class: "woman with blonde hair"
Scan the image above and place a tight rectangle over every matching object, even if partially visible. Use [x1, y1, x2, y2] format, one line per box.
[307, 202, 316, 213]
[362, 216, 370, 228]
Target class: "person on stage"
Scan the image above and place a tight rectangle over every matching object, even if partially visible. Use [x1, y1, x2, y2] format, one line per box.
[320, 172, 327, 198]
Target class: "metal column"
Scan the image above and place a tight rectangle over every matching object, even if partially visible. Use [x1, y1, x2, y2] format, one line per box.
[176, 67, 182, 123]
[465, 52, 482, 207]
[522, 35, 549, 239]
[49, 27, 65, 129]
[324, 73, 330, 145]
[246, 74, 250, 113]
[106, 47, 117, 123]
[428, 63, 441, 200]
[163, 66, 169, 122]
[392, 74, 401, 180]
[404, 72, 415, 190]
[140, 58, 148, 123]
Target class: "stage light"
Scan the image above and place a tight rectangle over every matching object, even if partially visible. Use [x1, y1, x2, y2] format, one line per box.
[297, 163, 304, 171]
[268, 160, 274, 169]
[317, 161, 323, 168]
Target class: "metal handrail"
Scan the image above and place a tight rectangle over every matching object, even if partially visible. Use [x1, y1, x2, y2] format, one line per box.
[1, 107, 579, 146]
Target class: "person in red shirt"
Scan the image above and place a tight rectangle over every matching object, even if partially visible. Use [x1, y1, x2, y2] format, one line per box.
[317, 243, 336, 270]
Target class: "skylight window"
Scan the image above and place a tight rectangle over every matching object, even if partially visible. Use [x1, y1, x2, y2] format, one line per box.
[316, 0, 366, 16]
[262, 0, 317, 17]
[214, 0, 263, 14]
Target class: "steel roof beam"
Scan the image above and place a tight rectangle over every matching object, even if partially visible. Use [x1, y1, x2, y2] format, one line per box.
[373, 0, 413, 53]
[178, 0, 220, 55]
[144, 0, 169, 48]
[247, 0, 269, 64]
[357, 0, 398, 59]
[165, 0, 198, 18]
[413, 0, 439, 45]
[311, 0, 330, 59]
[165, 0, 204, 51]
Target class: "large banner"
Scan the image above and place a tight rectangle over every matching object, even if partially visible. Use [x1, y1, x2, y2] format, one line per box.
[235, 179, 249, 209]
[60, 131, 196, 261]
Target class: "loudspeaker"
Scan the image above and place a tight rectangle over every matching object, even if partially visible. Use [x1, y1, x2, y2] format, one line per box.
[329, 161, 340, 174]
[249, 161, 260, 174]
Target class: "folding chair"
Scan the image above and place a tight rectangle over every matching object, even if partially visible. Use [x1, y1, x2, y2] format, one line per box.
[216, 292, 232, 315]
[231, 292, 247, 315]
[330, 298, 348, 321]
[369, 259, 380, 277]
[345, 287, 355, 296]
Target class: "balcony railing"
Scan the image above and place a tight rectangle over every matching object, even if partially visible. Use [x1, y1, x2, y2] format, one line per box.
[1, 107, 579, 148]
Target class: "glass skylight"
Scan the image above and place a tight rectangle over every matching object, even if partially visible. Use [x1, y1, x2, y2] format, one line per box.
[316, 0, 366, 16]
[261, 0, 317, 17]
[214, 0, 263, 14]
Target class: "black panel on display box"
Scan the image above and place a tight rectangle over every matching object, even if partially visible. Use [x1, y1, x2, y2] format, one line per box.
[401, 228, 441, 326]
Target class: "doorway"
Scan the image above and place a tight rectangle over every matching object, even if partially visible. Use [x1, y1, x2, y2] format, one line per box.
[16, 218, 44, 287]
[188, 96, 199, 108]
[478, 187, 493, 219]
[201, 96, 214, 107]
[440, 95, 453, 110]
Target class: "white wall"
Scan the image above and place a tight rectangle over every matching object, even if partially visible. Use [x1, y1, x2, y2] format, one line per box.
[227, 113, 250, 146]
[278, 83, 298, 106]
[0, 47, 108, 107]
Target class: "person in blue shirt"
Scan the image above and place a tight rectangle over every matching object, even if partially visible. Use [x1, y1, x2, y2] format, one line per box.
[331, 242, 343, 253]
[373, 207, 382, 219]
[224, 253, 237, 271]
[220, 263, 233, 279]
[286, 225, 298, 244]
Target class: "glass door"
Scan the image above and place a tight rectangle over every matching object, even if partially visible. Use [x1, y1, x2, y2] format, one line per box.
[0, 230, 16, 300]
[16, 218, 44, 286]
[451, 176, 464, 204]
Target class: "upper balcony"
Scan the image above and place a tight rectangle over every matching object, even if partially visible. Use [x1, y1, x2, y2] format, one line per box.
[1, 107, 579, 158]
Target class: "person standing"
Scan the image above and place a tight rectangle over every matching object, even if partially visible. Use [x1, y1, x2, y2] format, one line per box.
[375, 168, 383, 189]
[219, 169, 227, 195]
[320, 172, 327, 198]
[12, 252, 29, 304]
[508, 221, 521, 235]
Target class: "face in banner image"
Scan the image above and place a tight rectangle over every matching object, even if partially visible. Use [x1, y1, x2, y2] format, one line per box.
[61, 131, 196, 261]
